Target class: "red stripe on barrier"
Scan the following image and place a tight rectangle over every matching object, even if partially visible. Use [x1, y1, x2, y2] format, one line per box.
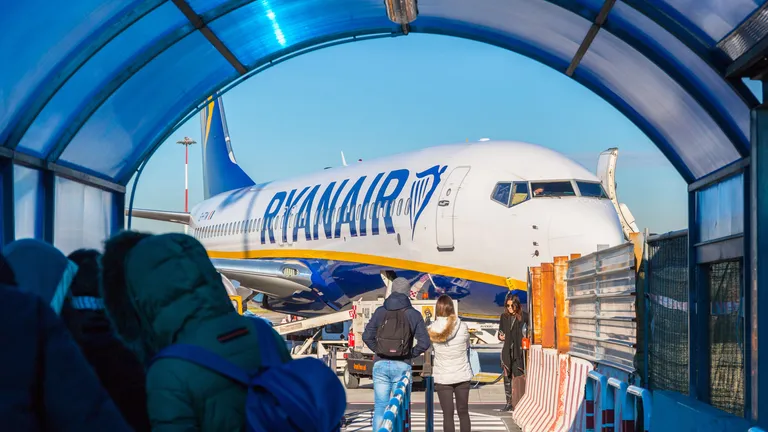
[602, 409, 614, 432]
[521, 349, 561, 432]
[514, 346, 542, 424]
[620, 420, 634, 432]
[553, 358, 593, 432]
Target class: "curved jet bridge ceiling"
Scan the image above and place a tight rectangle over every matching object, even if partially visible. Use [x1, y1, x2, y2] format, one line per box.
[1, 0, 766, 186]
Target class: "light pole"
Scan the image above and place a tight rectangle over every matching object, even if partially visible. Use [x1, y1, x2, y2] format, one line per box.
[176, 137, 197, 234]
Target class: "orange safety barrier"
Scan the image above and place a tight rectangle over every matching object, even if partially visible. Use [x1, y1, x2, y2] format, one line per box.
[531, 267, 543, 344]
[540, 263, 555, 349]
[554, 356, 595, 432]
[553, 256, 569, 354]
[513, 345, 543, 424]
[516, 348, 560, 432]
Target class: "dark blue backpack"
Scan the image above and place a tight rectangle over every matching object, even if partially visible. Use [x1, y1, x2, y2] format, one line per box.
[152, 317, 346, 432]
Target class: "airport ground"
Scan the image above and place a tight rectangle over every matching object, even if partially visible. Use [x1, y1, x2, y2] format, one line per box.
[255, 308, 518, 431]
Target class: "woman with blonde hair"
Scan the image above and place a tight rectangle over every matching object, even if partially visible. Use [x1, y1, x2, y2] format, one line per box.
[427, 294, 472, 432]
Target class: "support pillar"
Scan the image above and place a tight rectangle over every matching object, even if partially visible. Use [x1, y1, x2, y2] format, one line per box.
[41, 170, 55, 244]
[0, 159, 14, 247]
[750, 87, 768, 426]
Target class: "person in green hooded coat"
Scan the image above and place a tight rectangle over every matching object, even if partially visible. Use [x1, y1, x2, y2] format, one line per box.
[101, 231, 291, 431]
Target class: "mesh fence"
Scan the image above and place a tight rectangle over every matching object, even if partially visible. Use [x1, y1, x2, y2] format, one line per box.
[707, 260, 744, 417]
[647, 232, 689, 394]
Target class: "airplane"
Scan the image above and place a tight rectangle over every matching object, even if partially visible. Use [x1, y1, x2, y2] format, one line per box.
[129, 96, 629, 320]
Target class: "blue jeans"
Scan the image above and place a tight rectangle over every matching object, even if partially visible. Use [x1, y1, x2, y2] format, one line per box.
[372, 360, 412, 430]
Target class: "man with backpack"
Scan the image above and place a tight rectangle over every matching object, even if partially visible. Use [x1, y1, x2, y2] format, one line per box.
[362, 277, 431, 430]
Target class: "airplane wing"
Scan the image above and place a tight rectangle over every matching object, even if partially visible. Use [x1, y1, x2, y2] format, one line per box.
[125, 208, 192, 225]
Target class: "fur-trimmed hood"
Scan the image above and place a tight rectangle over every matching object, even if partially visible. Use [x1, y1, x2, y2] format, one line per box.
[428, 315, 460, 343]
[102, 231, 234, 363]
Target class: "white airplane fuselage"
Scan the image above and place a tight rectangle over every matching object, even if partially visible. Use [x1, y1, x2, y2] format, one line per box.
[186, 141, 624, 319]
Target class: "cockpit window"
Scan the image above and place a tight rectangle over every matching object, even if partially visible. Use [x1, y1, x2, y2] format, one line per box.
[510, 182, 529, 206]
[530, 181, 576, 197]
[576, 181, 608, 198]
[491, 182, 512, 206]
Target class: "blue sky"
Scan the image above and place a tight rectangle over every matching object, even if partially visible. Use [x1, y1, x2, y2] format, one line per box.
[127, 34, 759, 235]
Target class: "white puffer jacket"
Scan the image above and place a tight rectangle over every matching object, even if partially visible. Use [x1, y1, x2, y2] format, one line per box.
[428, 315, 473, 385]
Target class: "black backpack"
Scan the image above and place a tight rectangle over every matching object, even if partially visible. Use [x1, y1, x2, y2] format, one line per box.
[375, 309, 414, 358]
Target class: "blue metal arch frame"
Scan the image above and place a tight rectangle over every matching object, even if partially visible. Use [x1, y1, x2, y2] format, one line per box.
[0, 0, 759, 187]
[28, 0, 745, 185]
[120, 23, 697, 185]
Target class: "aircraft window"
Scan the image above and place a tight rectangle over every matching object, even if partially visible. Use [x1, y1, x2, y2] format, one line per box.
[405, 198, 410, 215]
[510, 182, 530, 207]
[491, 182, 512, 206]
[397, 199, 403, 215]
[576, 181, 608, 198]
[388, 202, 393, 216]
[356, 204, 361, 220]
[531, 181, 576, 197]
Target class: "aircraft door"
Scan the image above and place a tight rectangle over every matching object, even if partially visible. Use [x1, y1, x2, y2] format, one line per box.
[435, 166, 471, 251]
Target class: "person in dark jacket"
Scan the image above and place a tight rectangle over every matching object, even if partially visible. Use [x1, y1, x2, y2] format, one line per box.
[3, 238, 79, 314]
[0, 254, 131, 431]
[498, 293, 528, 411]
[363, 277, 431, 430]
[101, 231, 292, 431]
[60, 249, 151, 432]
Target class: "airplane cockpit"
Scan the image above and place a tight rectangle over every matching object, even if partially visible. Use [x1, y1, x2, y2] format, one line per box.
[491, 180, 609, 207]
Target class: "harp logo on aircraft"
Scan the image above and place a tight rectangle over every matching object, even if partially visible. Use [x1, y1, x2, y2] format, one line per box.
[259, 165, 447, 245]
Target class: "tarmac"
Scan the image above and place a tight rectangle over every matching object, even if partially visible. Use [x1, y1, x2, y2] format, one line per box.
[343, 378, 521, 432]
[254, 308, 521, 431]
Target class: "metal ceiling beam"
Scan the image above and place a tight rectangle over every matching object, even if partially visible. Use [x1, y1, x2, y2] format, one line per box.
[172, 0, 247, 75]
[119, 30, 401, 185]
[566, 0, 615, 77]
[0, 147, 125, 194]
[46, 0, 258, 164]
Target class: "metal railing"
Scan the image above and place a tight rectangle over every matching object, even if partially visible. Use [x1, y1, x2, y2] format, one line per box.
[584, 370, 654, 432]
[377, 372, 412, 432]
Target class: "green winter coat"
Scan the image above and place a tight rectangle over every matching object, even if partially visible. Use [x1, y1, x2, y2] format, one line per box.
[103, 233, 290, 432]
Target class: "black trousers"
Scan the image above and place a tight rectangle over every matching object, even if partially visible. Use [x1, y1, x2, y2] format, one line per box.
[435, 381, 471, 432]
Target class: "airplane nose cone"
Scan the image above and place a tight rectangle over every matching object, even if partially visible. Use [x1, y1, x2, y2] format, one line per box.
[547, 199, 625, 258]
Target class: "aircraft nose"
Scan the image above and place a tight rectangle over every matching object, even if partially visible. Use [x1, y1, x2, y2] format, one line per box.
[547, 199, 625, 257]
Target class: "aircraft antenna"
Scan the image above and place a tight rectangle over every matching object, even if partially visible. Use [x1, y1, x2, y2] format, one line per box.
[341, 151, 348, 166]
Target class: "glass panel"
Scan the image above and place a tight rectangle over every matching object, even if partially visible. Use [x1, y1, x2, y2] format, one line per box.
[491, 182, 511, 206]
[697, 173, 745, 242]
[706, 260, 744, 417]
[0, 0, 143, 142]
[609, 1, 750, 144]
[531, 181, 576, 197]
[209, 0, 396, 67]
[417, 0, 591, 67]
[576, 181, 608, 198]
[511, 182, 530, 206]
[14, 165, 44, 240]
[54, 177, 115, 255]
[59, 31, 237, 180]
[650, 0, 765, 42]
[18, 2, 189, 157]
[576, 30, 741, 178]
